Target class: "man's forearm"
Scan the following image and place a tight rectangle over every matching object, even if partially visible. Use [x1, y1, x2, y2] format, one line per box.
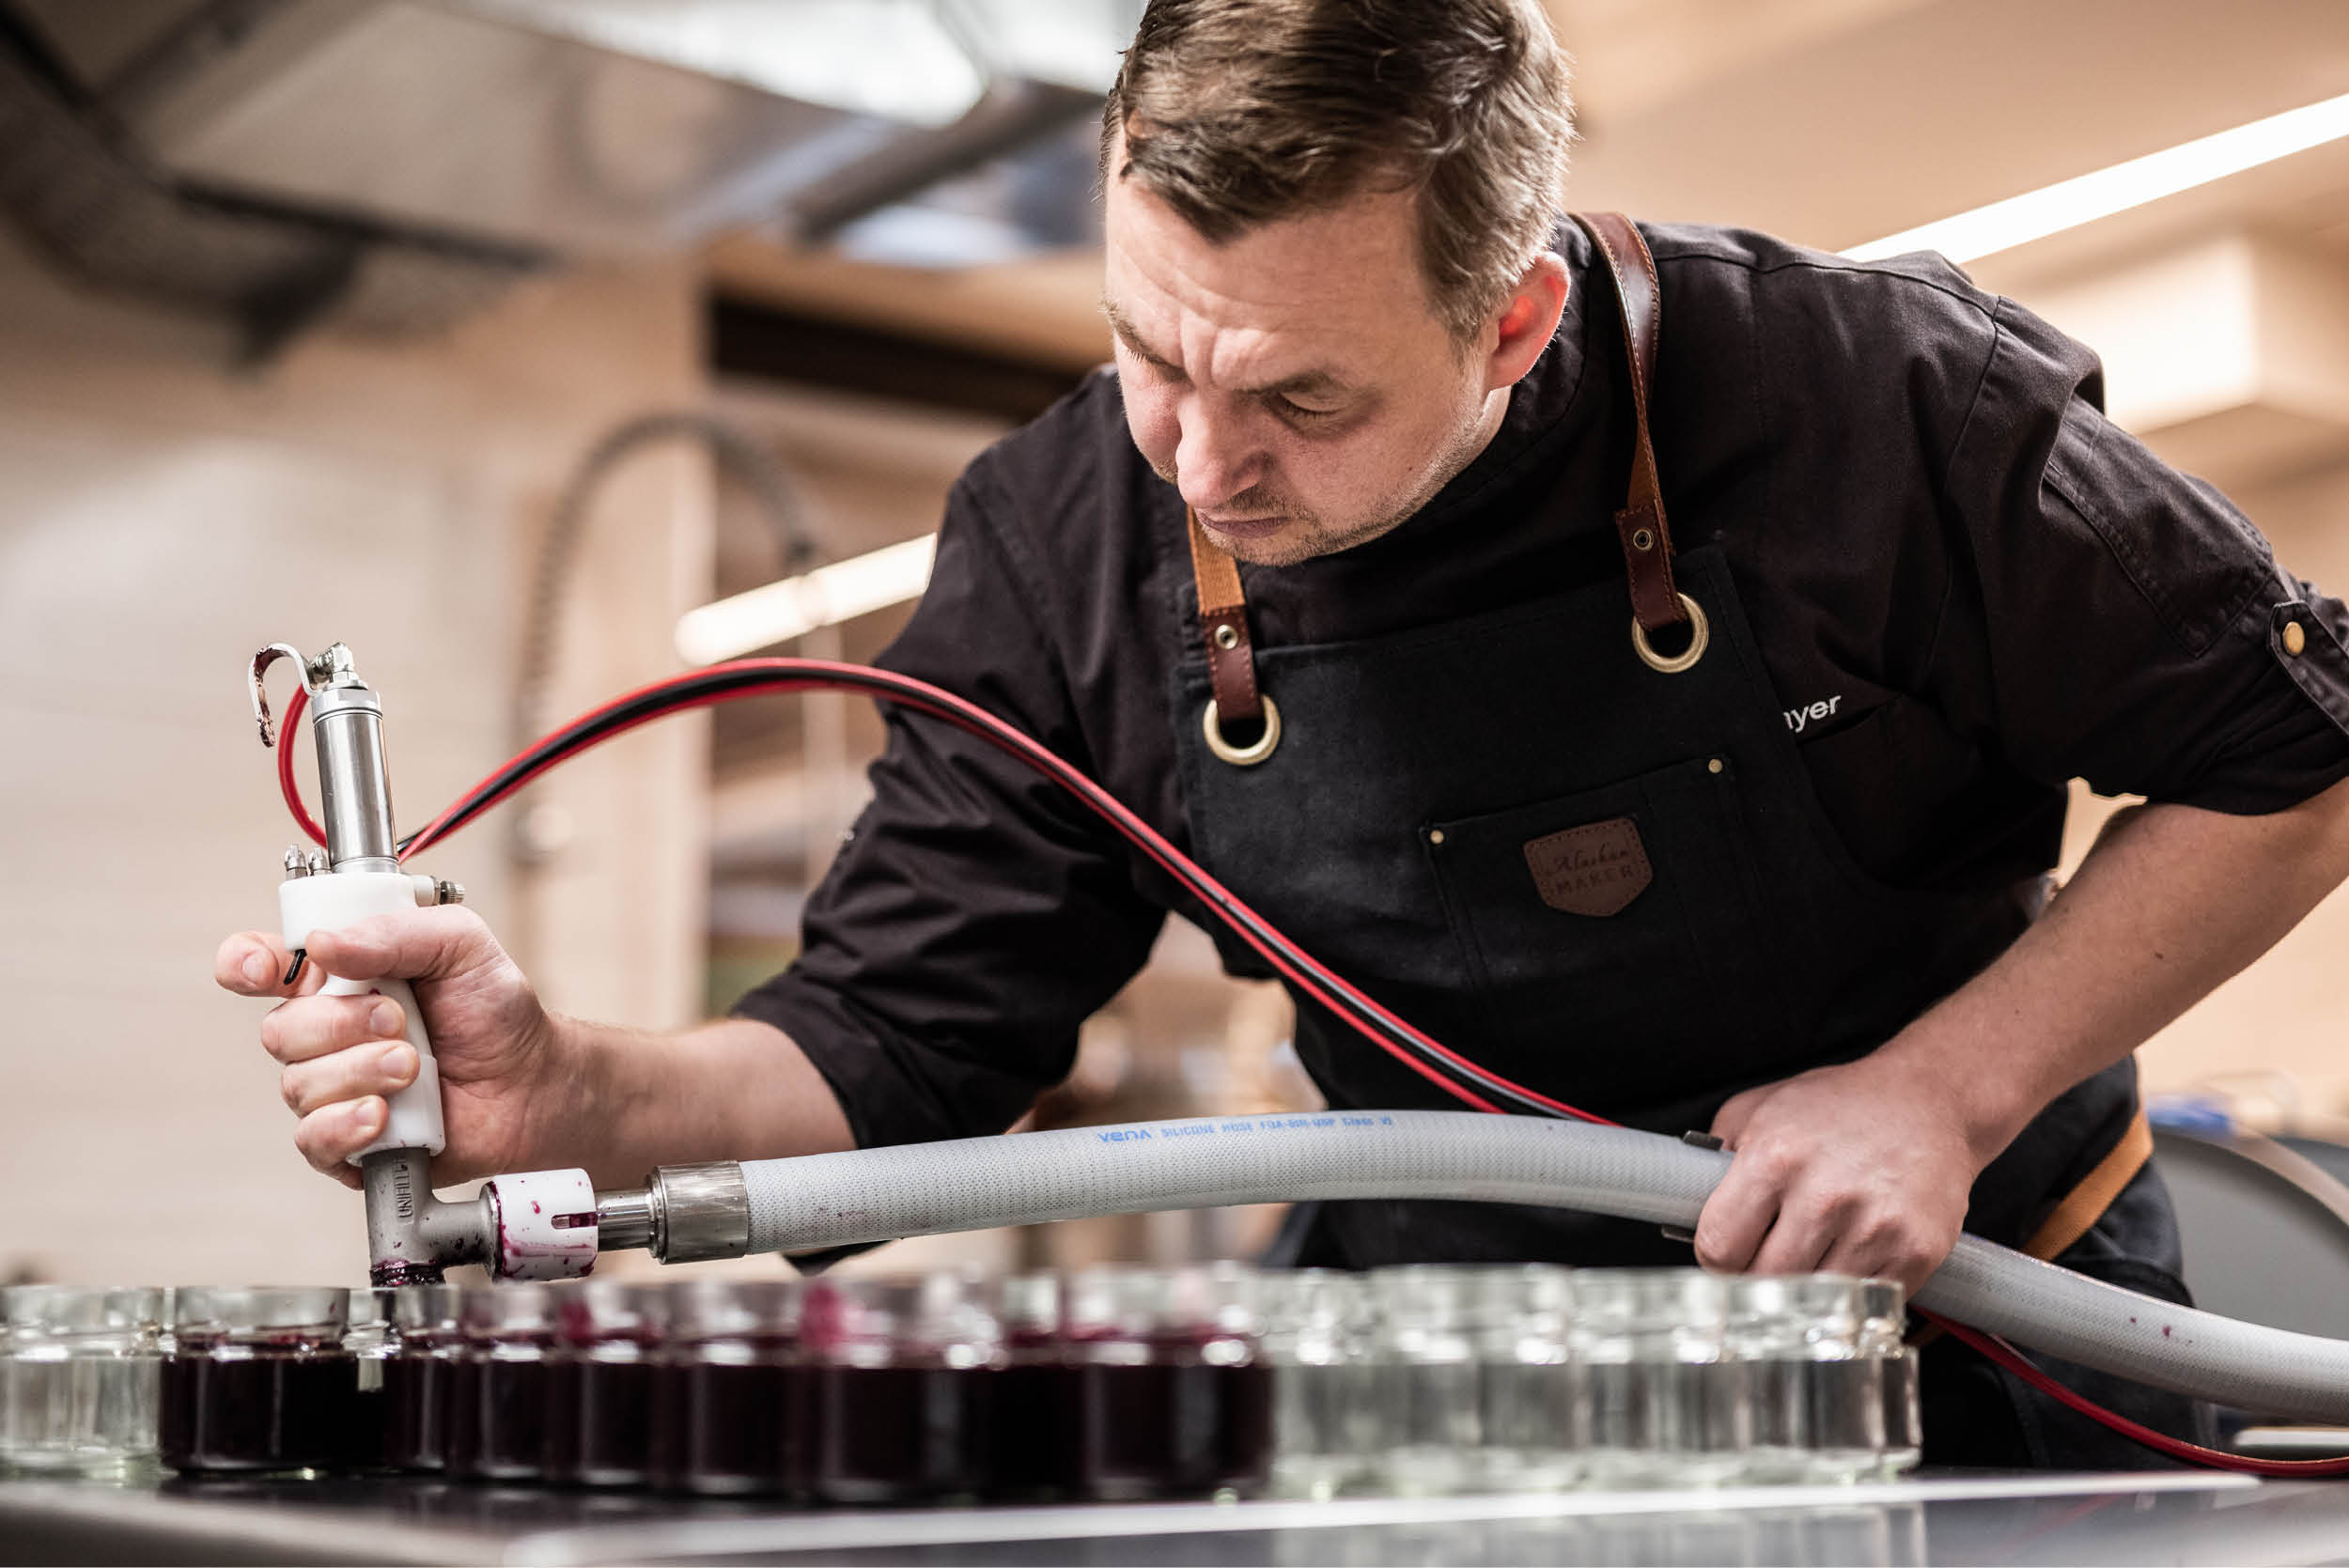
[1876, 774, 2349, 1163]
[546, 1015, 856, 1188]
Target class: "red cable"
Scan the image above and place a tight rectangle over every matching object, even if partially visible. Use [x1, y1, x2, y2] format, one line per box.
[1921, 1310, 2349, 1476]
[276, 684, 327, 848]
[389, 660, 1603, 1122]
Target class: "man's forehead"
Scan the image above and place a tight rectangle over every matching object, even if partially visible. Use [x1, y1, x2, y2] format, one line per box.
[1100, 179, 1437, 383]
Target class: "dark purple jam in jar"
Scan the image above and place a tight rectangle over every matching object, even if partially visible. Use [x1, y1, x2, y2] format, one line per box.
[344, 1287, 395, 1471]
[1064, 1266, 1270, 1500]
[652, 1280, 803, 1497]
[799, 1275, 999, 1506]
[448, 1283, 557, 1483]
[548, 1281, 665, 1488]
[158, 1288, 365, 1474]
[385, 1284, 460, 1472]
[982, 1273, 1078, 1501]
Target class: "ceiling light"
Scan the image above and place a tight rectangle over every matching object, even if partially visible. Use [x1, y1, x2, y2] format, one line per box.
[1843, 91, 2349, 265]
[675, 535, 937, 664]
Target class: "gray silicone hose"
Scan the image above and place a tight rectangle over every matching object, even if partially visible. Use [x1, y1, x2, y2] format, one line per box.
[737, 1110, 2349, 1422]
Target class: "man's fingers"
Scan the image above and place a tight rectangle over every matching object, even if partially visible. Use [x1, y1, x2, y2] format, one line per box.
[1693, 1153, 1785, 1274]
[215, 933, 326, 999]
[1750, 1189, 1845, 1276]
[260, 993, 406, 1065]
[280, 1042, 417, 1117]
[1821, 1219, 1948, 1295]
[1708, 1085, 1768, 1149]
[304, 906, 490, 986]
[292, 1098, 381, 1188]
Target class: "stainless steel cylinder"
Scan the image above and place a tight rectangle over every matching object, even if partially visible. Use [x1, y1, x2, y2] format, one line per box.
[594, 1188, 657, 1252]
[309, 683, 398, 873]
[650, 1163, 753, 1263]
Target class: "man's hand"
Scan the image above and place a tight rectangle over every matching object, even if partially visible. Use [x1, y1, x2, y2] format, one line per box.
[213, 908, 566, 1189]
[1694, 1050, 1983, 1292]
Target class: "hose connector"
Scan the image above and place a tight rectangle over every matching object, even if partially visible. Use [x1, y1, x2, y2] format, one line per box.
[587, 1164, 753, 1264]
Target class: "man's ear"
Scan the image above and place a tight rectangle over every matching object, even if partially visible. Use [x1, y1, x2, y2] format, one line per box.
[1484, 252, 1569, 393]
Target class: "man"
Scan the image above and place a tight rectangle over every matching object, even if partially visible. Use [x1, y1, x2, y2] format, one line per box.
[218, 0, 2349, 1467]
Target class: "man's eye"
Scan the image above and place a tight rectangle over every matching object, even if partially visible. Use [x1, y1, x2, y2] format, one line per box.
[1275, 396, 1342, 423]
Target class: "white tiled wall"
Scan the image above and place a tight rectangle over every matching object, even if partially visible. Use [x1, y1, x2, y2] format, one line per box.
[0, 233, 711, 1286]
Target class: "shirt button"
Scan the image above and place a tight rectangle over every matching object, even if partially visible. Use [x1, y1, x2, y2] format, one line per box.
[2283, 621, 2308, 657]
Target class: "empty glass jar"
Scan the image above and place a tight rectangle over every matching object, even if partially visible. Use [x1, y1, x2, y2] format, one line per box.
[1468, 1265, 1584, 1493]
[1859, 1279, 1921, 1478]
[1255, 1269, 1376, 1500]
[1368, 1266, 1485, 1496]
[1576, 1269, 1747, 1488]
[0, 1285, 163, 1478]
[1786, 1276, 1883, 1483]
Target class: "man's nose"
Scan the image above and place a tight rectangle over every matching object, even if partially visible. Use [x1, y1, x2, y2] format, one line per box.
[1173, 398, 1262, 511]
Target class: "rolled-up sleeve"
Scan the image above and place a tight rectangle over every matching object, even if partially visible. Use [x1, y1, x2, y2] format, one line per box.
[730, 471, 1167, 1149]
[1934, 295, 2349, 812]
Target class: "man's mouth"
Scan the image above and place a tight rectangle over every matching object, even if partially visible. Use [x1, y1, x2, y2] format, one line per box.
[1199, 512, 1289, 539]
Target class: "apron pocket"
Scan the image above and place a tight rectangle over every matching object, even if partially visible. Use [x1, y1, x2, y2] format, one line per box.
[1422, 753, 1799, 1107]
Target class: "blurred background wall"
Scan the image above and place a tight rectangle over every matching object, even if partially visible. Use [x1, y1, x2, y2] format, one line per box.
[1, 0, 2346, 1286]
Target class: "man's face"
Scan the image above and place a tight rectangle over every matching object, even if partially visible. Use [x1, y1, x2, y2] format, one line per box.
[1102, 173, 1503, 567]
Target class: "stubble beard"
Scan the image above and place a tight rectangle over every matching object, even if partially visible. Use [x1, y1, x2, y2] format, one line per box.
[1157, 388, 1501, 568]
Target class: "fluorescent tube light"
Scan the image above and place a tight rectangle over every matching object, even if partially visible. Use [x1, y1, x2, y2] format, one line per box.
[1844, 91, 2349, 264]
[675, 534, 937, 664]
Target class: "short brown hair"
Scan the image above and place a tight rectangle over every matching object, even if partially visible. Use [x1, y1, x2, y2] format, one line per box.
[1103, 0, 1574, 341]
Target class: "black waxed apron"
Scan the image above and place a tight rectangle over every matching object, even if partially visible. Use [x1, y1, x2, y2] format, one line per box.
[1163, 215, 2204, 1467]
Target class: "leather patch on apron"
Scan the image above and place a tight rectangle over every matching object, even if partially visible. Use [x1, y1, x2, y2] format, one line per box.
[1523, 817, 1653, 916]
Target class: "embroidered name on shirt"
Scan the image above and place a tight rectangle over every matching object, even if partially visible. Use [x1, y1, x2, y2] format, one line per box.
[1523, 817, 1652, 917]
[1783, 694, 1843, 734]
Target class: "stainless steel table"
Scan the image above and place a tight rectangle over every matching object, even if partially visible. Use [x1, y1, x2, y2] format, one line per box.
[6, 1470, 2344, 1565]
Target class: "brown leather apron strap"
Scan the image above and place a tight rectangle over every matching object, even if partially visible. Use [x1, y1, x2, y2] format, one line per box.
[1909, 1107, 2154, 1349]
[1568, 211, 1687, 635]
[1182, 212, 1688, 753]
[1188, 506, 1266, 733]
[2018, 1107, 2155, 1262]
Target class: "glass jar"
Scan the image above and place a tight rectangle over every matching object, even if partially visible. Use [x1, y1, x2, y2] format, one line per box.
[801, 1272, 998, 1505]
[1859, 1279, 1921, 1478]
[547, 1281, 664, 1488]
[1367, 1265, 1482, 1496]
[985, 1272, 1079, 1501]
[653, 1279, 802, 1497]
[1469, 1265, 1583, 1493]
[1184, 1263, 1273, 1498]
[1575, 1270, 1746, 1488]
[1788, 1276, 1882, 1483]
[344, 1287, 394, 1471]
[1722, 1276, 1817, 1483]
[1256, 1269, 1375, 1500]
[0, 1285, 163, 1478]
[384, 1284, 460, 1473]
[447, 1283, 558, 1483]
[160, 1287, 360, 1474]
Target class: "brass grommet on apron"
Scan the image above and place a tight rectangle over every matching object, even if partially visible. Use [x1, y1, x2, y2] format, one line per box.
[1630, 593, 1709, 675]
[1203, 694, 1282, 767]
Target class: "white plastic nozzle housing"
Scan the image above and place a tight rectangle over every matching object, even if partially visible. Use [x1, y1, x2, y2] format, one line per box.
[486, 1168, 599, 1281]
[278, 869, 444, 1163]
